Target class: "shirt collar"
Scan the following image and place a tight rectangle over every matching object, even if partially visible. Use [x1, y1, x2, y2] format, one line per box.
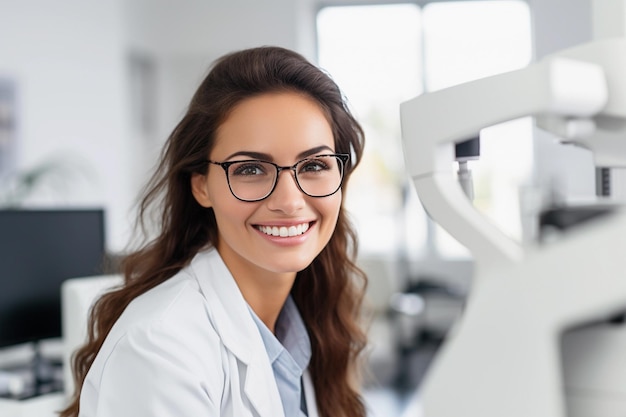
[248, 295, 311, 371]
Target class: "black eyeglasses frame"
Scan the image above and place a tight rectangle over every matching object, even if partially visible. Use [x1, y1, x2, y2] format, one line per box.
[206, 153, 350, 202]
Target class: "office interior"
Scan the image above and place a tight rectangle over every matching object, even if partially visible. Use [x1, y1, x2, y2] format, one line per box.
[0, 0, 622, 416]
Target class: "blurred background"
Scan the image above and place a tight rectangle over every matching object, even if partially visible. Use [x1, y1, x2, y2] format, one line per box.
[0, 0, 605, 415]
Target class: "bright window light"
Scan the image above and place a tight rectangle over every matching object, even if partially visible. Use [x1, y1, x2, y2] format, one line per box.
[318, 4, 423, 257]
[317, 1, 532, 259]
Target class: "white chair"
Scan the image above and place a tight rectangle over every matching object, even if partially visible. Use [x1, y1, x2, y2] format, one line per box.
[61, 275, 123, 397]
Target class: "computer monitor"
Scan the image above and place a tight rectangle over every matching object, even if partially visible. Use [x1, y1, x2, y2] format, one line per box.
[0, 209, 106, 349]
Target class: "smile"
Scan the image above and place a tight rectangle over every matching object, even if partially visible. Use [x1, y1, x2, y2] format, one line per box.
[256, 222, 310, 237]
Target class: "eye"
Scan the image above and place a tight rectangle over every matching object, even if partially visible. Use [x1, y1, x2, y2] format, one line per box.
[230, 161, 269, 176]
[299, 158, 330, 174]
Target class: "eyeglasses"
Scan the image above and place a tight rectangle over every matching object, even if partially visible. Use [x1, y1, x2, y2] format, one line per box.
[207, 153, 349, 202]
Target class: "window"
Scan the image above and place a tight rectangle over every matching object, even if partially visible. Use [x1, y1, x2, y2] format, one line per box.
[318, 4, 423, 256]
[317, 1, 532, 260]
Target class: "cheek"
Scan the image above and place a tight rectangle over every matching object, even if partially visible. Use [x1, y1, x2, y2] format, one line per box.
[208, 182, 253, 231]
[212, 200, 252, 229]
[211, 203, 255, 253]
[319, 193, 342, 229]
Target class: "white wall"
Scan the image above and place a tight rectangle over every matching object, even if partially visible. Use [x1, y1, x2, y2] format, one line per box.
[124, 0, 309, 57]
[0, 0, 134, 251]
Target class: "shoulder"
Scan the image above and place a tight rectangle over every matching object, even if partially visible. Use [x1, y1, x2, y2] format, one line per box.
[88, 257, 227, 381]
[94, 247, 244, 363]
[82, 261, 229, 412]
[109, 263, 223, 353]
[110, 248, 223, 338]
[120, 269, 209, 330]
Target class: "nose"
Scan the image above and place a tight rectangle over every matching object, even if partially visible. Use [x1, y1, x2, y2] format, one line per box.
[266, 170, 305, 213]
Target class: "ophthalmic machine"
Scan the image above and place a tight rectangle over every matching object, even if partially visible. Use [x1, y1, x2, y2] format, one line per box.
[400, 2, 626, 417]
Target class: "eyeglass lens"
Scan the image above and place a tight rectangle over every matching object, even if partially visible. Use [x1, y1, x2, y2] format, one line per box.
[226, 155, 344, 201]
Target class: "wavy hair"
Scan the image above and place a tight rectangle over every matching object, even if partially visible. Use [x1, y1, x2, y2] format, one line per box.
[60, 46, 367, 417]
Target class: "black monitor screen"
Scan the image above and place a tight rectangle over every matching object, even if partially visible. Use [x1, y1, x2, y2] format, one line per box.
[0, 209, 106, 348]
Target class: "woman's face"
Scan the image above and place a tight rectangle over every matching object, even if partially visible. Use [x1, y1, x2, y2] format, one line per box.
[191, 92, 342, 281]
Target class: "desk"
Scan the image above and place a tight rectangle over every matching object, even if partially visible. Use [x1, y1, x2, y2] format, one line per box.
[0, 392, 66, 417]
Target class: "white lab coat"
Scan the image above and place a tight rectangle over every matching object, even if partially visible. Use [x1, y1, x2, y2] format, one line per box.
[79, 247, 319, 417]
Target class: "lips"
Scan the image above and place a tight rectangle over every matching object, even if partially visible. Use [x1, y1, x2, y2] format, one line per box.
[256, 222, 311, 237]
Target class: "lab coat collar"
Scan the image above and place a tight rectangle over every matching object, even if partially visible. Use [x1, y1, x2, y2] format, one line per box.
[189, 247, 285, 417]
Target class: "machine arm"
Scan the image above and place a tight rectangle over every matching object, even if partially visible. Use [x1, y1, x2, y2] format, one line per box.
[400, 56, 607, 273]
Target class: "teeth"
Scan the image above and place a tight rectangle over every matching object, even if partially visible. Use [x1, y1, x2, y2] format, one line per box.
[258, 223, 310, 237]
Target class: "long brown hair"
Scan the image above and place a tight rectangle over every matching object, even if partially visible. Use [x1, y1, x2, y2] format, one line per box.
[60, 46, 367, 417]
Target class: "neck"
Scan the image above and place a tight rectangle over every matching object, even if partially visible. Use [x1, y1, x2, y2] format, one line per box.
[243, 278, 293, 333]
[219, 258, 296, 333]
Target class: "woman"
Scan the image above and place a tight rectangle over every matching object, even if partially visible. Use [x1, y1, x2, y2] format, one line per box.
[60, 46, 367, 417]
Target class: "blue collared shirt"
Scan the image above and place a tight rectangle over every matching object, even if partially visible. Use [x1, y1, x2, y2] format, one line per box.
[248, 296, 311, 417]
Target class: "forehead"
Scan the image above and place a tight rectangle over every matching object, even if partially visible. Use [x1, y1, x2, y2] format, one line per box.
[212, 92, 335, 161]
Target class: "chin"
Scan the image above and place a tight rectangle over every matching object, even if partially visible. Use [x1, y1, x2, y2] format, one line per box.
[265, 256, 315, 274]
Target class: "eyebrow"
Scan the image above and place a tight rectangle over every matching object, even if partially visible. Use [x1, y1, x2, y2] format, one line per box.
[224, 145, 335, 161]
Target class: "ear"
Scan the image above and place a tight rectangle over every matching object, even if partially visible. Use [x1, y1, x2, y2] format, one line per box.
[191, 173, 213, 208]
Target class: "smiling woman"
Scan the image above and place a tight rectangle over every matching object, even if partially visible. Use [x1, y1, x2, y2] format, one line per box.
[60, 46, 368, 417]
[190, 92, 345, 286]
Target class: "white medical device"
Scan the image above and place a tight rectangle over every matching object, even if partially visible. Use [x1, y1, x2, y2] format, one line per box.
[400, 1, 626, 416]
